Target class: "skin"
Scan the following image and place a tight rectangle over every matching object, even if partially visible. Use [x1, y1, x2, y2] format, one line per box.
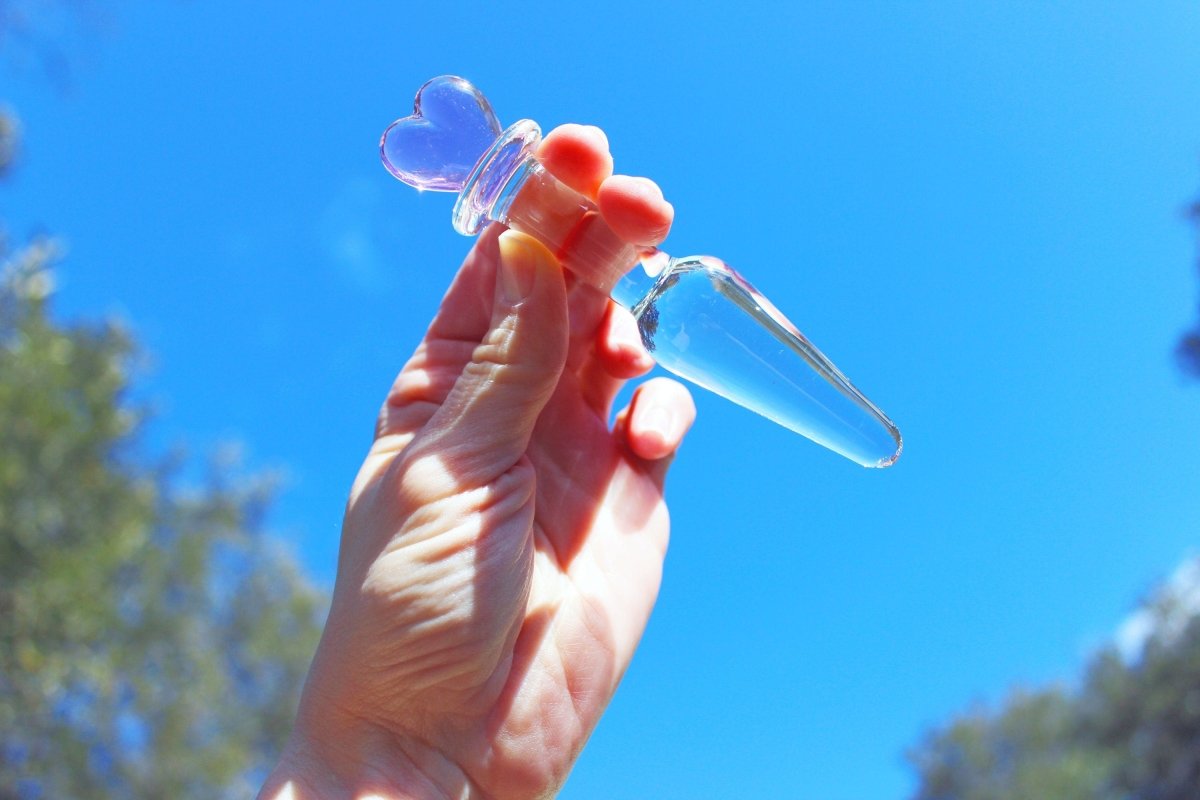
[259, 124, 695, 800]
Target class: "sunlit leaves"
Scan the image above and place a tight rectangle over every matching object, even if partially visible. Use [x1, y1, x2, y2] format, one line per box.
[0, 240, 326, 798]
[909, 569, 1200, 800]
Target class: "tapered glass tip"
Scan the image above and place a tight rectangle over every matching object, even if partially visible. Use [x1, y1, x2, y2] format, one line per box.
[626, 256, 902, 468]
[864, 423, 903, 469]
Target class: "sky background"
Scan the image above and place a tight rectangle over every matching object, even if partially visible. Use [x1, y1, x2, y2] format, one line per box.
[4, 1, 1200, 797]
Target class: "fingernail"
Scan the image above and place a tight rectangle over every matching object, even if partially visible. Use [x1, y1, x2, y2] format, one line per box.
[627, 176, 665, 203]
[581, 125, 609, 150]
[497, 231, 542, 302]
[643, 405, 674, 440]
[611, 306, 645, 352]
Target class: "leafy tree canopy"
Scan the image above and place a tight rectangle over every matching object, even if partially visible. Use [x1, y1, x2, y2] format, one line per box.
[908, 559, 1200, 800]
[0, 229, 325, 797]
[1179, 198, 1200, 379]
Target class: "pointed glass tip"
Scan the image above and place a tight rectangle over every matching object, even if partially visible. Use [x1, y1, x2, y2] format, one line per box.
[622, 255, 902, 469]
[873, 432, 903, 469]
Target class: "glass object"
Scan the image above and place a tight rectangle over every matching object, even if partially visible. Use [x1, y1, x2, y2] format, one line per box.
[381, 76, 902, 468]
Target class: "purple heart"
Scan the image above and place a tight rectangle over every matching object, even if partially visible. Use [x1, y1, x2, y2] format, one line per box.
[380, 76, 502, 193]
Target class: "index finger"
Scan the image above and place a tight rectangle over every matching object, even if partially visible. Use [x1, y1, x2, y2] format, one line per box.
[539, 124, 674, 248]
[537, 124, 613, 199]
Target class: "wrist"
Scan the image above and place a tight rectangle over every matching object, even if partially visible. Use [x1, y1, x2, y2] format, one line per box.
[258, 716, 480, 800]
[257, 733, 353, 800]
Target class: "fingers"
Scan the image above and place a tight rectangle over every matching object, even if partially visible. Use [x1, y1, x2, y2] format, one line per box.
[403, 231, 569, 490]
[578, 302, 654, 414]
[540, 125, 674, 246]
[538, 124, 674, 416]
[594, 303, 655, 381]
[536, 124, 612, 199]
[372, 226, 505, 450]
[422, 225, 504, 344]
[617, 377, 696, 479]
[597, 176, 673, 247]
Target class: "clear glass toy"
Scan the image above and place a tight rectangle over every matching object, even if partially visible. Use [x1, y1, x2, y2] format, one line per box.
[380, 76, 902, 468]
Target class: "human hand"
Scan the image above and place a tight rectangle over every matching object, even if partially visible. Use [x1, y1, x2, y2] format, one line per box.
[260, 124, 695, 800]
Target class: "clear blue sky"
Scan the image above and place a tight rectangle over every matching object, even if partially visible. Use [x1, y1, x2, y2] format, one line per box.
[5, 2, 1200, 796]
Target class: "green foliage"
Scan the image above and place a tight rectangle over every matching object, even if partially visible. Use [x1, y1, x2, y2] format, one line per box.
[908, 572, 1200, 800]
[913, 185, 1200, 798]
[1179, 198, 1200, 379]
[0, 240, 326, 798]
[908, 688, 1118, 800]
[0, 109, 16, 175]
[1085, 616, 1200, 798]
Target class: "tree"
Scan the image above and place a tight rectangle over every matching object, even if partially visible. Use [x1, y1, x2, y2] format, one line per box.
[1178, 197, 1200, 378]
[907, 561, 1200, 800]
[912, 179, 1200, 798]
[1, 174, 325, 796]
[2, 8, 326, 791]
[907, 689, 1118, 800]
[0, 108, 16, 175]
[1083, 602, 1200, 797]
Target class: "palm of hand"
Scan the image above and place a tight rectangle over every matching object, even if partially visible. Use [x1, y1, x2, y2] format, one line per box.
[333, 235, 670, 798]
[301, 129, 691, 800]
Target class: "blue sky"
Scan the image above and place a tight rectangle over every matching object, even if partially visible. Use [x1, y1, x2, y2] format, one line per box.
[5, 1, 1200, 796]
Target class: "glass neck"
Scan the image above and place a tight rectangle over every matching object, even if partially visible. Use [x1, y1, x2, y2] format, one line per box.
[498, 161, 644, 296]
[454, 121, 646, 296]
[610, 251, 671, 311]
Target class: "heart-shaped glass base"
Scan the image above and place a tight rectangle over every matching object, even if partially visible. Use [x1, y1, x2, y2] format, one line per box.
[380, 75, 502, 192]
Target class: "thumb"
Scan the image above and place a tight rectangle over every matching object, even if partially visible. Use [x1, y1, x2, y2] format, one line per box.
[408, 230, 569, 488]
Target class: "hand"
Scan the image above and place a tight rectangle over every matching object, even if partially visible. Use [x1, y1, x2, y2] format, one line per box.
[260, 124, 695, 800]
